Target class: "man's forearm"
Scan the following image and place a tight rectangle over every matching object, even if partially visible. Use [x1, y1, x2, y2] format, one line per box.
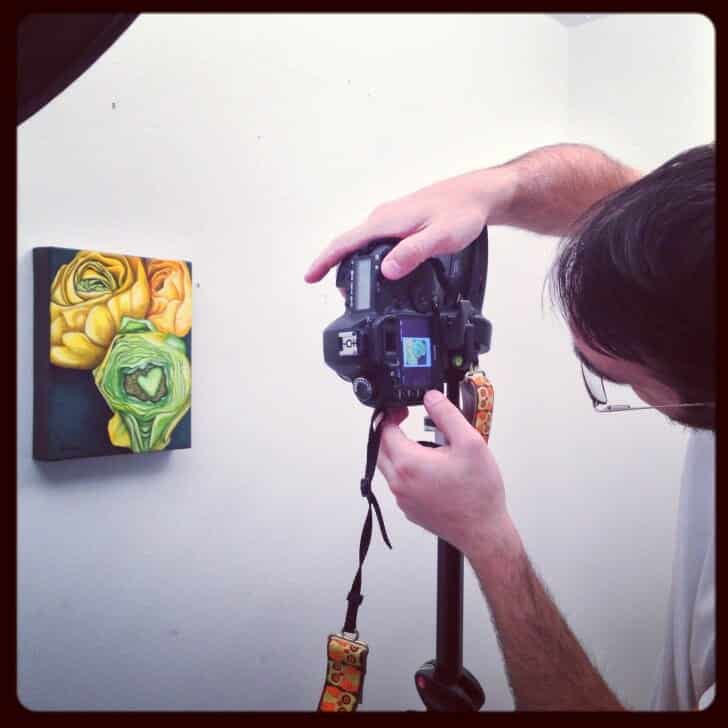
[472, 144, 642, 237]
[465, 518, 624, 711]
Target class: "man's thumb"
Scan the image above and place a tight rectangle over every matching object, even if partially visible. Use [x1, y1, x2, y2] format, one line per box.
[423, 389, 470, 445]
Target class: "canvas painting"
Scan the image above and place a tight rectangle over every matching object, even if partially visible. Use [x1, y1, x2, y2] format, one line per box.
[33, 247, 192, 460]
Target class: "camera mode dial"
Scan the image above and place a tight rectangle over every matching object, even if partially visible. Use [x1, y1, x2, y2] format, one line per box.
[353, 377, 375, 404]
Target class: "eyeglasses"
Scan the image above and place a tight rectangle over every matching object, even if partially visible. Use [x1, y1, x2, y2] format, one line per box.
[580, 363, 715, 413]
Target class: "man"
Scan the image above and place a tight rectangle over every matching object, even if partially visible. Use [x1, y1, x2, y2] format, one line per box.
[304, 143, 715, 710]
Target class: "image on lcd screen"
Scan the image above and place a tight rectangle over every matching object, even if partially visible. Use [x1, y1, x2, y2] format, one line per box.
[399, 318, 433, 387]
[402, 337, 432, 367]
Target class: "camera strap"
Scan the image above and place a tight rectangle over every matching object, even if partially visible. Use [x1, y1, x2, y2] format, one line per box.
[318, 373, 494, 711]
[460, 369, 495, 443]
[344, 407, 392, 634]
[318, 407, 391, 712]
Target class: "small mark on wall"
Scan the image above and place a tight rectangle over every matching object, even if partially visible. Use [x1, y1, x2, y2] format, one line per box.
[112, 101, 116, 110]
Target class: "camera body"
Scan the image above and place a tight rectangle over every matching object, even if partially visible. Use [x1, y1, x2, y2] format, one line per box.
[323, 228, 492, 408]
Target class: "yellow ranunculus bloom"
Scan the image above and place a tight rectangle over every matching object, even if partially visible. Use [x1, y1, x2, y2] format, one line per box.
[50, 251, 151, 369]
[145, 259, 192, 337]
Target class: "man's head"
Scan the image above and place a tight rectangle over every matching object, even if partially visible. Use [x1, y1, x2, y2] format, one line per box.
[549, 144, 715, 430]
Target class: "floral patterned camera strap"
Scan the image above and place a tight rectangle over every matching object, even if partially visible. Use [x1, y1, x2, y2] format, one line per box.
[318, 408, 391, 712]
[318, 633, 370, 712]
[317, 376, 493, 712]
[460, 369, 494, 443]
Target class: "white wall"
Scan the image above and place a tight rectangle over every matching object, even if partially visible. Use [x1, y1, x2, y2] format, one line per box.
[568, 13, 715, 169]
[16, 12, 713, 711]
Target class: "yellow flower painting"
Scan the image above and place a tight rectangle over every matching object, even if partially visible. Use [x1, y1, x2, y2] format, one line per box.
[34, 246, 192, 460]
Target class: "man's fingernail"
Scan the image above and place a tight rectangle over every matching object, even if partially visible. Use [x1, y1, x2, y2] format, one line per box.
[424, 390, 444, 407]
[382, 257, 401, 277]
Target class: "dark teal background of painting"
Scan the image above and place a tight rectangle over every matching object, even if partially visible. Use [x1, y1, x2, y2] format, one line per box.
[45, 247, 191, 459]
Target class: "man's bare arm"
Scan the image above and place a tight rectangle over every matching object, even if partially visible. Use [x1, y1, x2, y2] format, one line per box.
[306, 143, 642, 282]
[466, 518, 624, 711]
[487, 143, 643, 236]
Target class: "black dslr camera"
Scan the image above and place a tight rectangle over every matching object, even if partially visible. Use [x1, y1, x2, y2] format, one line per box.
[323, 227, 492, 408]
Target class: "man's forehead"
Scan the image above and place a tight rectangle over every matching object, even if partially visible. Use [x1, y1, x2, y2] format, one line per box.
[571, 335, 649, 383]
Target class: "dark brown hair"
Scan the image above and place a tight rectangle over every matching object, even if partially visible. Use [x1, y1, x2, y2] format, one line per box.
[548, 144, 715, 430]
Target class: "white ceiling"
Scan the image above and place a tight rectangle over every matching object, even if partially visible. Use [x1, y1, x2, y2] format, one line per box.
[549, 13, 609, 27]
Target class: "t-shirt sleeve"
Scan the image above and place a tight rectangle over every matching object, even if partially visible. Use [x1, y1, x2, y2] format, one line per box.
[698, 683, 715, 710]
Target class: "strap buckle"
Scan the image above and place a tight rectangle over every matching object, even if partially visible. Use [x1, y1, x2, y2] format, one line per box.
[346, 591, 364, 608]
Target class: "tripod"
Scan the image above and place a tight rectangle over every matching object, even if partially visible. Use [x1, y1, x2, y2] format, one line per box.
[413, 373, 486, 711]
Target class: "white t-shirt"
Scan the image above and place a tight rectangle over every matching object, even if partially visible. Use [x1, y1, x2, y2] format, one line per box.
[650, 428, 715, 710]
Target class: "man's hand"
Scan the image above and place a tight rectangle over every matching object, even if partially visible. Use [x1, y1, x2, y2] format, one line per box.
[376, 389, 512, 560]
[304, 168, 514, 284]
[379, 391, 624, 711]
[304, 144, 641, 287]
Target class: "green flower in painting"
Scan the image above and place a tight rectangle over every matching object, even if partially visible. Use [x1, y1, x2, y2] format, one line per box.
[93, 317, 191, 453]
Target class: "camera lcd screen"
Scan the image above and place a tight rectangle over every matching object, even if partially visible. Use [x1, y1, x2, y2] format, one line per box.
[354, 258, 371, 310]
[399, 318, 433, 387]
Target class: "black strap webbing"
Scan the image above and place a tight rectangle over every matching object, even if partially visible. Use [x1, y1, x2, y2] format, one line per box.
[342, 407, 393, 635]
[342, 410, 444, 635]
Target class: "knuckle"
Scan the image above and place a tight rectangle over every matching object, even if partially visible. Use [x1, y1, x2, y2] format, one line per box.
[329, 228, 349, 246]
[393, 457, 414, 481]
[468, 205, 487, 229]
[463, 431, 485, 455]
[432, 225, 452, 247]
[428, 397, 450, 416]
[326, 237, 346, 258]
[369, 201, 394, 220]
[408, 236, 429, 263]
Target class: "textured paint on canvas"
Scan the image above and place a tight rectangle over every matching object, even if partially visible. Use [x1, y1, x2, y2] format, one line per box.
[34, 247, 192, 460]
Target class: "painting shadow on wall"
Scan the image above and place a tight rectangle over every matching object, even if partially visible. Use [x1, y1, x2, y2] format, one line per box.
[32, 448, 174, 489]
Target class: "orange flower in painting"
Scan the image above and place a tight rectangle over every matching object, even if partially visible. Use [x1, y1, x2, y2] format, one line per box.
[50, 251, 150, 369]
[145, 259, 192, 337]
